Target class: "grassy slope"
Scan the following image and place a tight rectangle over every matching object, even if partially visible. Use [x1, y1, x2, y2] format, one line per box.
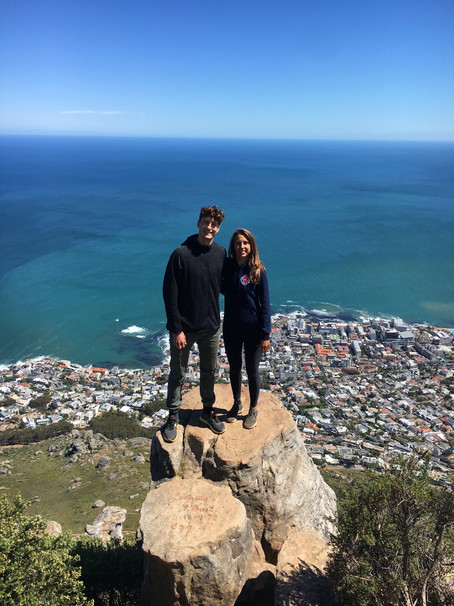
[0, 437, 152, 535]
[0, 436, 365, 537]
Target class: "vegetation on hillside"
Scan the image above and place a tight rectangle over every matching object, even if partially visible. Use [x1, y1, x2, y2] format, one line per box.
[0, 400, 161, 447]
[29, 390, 52, 412]
[0, 420, 73, 446]
[0, 495, 92, 605]
[0, 494, 144, 606]
[88, 410, 156, 439]
[327, 455, 454, 606]
[2, 430, 452, 604]
[139, 397, 166, 418]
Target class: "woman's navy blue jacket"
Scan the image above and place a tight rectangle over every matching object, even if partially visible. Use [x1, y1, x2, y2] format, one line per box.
[222, 257, 271, 340]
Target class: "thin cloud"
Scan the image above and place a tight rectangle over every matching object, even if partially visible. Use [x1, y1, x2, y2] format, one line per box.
[60, 110, 125, 115]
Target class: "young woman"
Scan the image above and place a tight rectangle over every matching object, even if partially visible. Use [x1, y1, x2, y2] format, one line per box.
[222, 228, 271, 429]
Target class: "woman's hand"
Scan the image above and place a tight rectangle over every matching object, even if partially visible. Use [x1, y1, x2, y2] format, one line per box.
[261, 339, 270, 353]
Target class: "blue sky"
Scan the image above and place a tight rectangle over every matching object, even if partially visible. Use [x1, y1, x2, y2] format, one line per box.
[1, 0, 453, 140]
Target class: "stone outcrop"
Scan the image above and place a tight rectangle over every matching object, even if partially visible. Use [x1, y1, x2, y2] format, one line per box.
[140, 477, 263, 606]
[140, 384, 337, 605]
[85, 505, 126, 542]
[47, 429, 107, 459]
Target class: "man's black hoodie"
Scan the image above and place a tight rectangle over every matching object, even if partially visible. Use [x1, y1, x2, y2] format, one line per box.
[163, 234, 226, 335]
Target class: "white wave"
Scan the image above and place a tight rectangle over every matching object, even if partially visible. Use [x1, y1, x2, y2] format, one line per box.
[275, 303, 308, 315]
[309, 308, 330, 316]
[157, 333, 170, 362]
[272, 309, 307, 321]
[121, 325, 148, 337]
[0, 355, 52, 372]
[158, 333, 170, 348]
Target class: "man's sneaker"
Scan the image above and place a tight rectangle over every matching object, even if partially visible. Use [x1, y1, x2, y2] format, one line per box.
[243, 408, 258, 430]
[200, 410, 226, 434]
[162, 413, 179, 443]
[226, 400, 244, 423]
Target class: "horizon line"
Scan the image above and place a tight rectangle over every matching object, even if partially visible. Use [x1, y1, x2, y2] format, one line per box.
[1, 131, 453, 144]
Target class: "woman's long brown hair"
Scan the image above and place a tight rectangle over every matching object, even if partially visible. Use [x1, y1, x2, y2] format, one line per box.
[228, 228, 265, 285]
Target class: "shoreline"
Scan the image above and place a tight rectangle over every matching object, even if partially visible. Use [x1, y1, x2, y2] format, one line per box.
[1, 311, 453, 483]
[1, 311, 453, 373]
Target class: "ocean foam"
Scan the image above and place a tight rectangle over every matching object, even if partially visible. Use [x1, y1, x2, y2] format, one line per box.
[0, 355, 51, 372]
[121, 325, 148, 337]
[157, 333, 170, 363]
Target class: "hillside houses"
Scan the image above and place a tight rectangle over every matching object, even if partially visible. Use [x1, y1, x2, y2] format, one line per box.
[1, 315, 453, 485]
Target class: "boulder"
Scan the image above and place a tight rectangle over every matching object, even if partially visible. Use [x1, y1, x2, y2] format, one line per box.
[85, 506, 126, 542]
[143, 384, 337, 604]
[139, 477, 260, 606]
[152, 385, 336, 559]
[132, 453, 146, 464]
[88, 438, 99, 451]
[45, 520, 62, 536]
[96, 456, 111, 469]
[66, 439, 88, 457]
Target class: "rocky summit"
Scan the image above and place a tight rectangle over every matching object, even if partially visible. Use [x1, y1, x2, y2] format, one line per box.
[139, 384, 337, 605]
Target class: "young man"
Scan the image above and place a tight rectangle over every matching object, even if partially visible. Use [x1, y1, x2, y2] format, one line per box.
[162, 205, 226, 443]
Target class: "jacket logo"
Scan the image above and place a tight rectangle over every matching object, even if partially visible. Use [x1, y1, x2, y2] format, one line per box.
[240, 275, 250, 285]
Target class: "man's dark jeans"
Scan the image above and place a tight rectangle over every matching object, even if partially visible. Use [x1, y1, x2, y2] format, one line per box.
[166, 328, 221, 414]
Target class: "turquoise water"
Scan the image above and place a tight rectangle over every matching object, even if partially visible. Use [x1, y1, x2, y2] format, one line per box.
[1, 136, 453, 368]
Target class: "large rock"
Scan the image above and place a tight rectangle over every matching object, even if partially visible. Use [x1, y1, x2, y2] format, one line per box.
[139, 477, 260, 606]
[152, 385, 336, 560]
[85, 506, 126, 541]
[48, 429, 106, 459]
[45, 520, 62, 536]
[143, 384, 337, 604]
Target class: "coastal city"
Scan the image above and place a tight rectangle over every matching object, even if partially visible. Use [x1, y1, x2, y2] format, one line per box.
[1, 315, 453, 486]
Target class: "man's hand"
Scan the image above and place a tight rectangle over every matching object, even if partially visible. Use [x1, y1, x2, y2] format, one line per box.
[261, 339, 270, 353]
[173, 332, 187, 350]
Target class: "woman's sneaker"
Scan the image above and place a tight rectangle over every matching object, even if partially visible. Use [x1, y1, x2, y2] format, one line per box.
[162, 413, 179, 443]
[226, 400, 244, 423]
[243, 408, 258, 430]
[200, 409, 226, 434]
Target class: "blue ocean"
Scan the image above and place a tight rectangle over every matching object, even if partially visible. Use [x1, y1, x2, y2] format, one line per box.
[1, 136, 453, 369]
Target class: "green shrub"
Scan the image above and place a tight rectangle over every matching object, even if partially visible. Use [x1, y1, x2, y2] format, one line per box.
[0, 420, 73, 446]
[0, 495, 92, 605]
[88, 410, 155, 440]
[29, 391, 52, 412]
[327, 455, 454, 606]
